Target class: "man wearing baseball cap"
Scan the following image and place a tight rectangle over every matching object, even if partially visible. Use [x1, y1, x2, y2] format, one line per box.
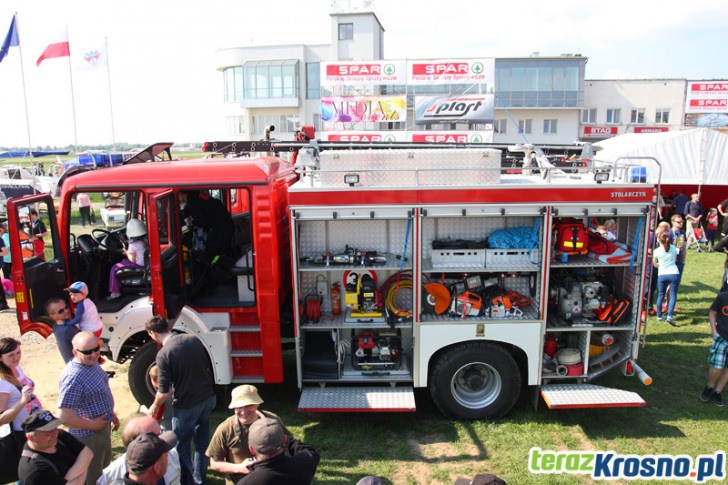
[17, 409, 93, 485]
[206, 385, 292, 485]
[97, 413, 190, 485]
[238, 417, 319, 485]
[122, 431, 178, 485]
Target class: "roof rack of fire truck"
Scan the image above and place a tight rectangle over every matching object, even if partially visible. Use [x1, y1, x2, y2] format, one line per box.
[200, 139, 587, 157]
[200, 125, 596, 175]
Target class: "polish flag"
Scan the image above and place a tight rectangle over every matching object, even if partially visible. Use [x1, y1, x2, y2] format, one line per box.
[36, 31, 70, 67]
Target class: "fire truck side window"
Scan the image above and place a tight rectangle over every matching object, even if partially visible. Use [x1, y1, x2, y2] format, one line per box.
[155, 194, 182, 315]
[18, 201, 58, 263]
[15, 199, 65, 324]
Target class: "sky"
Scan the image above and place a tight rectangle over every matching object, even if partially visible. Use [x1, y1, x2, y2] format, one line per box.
[0, 0, 726, 149]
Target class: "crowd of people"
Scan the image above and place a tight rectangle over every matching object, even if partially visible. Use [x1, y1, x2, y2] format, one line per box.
[647, 189, 728, 407]
[0, 315, 325, 485]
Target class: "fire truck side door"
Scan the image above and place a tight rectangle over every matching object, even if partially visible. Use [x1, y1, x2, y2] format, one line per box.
[148, 190, 184, 320]
[7, 194, 67, 336]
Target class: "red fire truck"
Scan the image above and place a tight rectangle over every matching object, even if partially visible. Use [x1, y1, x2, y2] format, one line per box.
[8, 135, 655, 419]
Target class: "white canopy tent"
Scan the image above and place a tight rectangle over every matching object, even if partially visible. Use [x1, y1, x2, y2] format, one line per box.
[594, 128, 728, 187]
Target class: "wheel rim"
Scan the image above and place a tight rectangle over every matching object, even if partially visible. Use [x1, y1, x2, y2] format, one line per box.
[450, 361, 502, 409]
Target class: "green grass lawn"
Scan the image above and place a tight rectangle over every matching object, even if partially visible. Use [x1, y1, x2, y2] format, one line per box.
[184, 247, 727, 484]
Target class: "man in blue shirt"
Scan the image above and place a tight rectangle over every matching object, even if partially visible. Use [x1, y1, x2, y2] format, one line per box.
[58, 331, 119, 485]
[671, 190, 690, 217]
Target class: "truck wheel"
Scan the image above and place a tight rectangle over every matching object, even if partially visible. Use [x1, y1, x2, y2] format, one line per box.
[429, 342, 521, 420]
[128, 340, 158, 406]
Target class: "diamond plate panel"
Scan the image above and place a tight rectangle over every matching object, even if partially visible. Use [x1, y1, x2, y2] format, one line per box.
[297, 220, 327, 259]
[298, 219, 411, 258]
[541, 384, 645, 408]
[298, 386, 416, 411]
[318, 149, 500, 187]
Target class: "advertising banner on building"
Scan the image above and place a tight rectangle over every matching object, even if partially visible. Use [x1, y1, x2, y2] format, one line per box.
[414, 95, 495, 125]
[634, 127, 668, 133]
[321, 96, 407, 129]
[685, 81, 728, 113]
[684, 113, 728, 127]
[408, 131, 494, 143]
[407, 58, 495, 86]
[322, 131, 405, 142]
[583, 126, 618, 138]
[321, 60, 407, 86]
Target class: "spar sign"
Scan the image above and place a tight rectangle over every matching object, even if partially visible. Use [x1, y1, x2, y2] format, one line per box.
[323, 131, 404, 142]
[322, 61, 406, 86]
[408, 58, 495, 87]
[685, 81, 728, 113]
[409, 131, 494, 143]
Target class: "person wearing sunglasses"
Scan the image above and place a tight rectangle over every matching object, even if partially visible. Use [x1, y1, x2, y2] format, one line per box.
[58, 331, 119, 485]
[45, 297, 79, 363]
[669, 215, 687, 279]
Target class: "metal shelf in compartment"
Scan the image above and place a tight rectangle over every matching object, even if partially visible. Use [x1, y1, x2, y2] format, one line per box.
[298, 253, 411, 272]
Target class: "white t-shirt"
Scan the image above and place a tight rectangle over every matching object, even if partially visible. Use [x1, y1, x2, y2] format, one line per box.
[0, 366, 42, 433]
[127, 239, 147, 266]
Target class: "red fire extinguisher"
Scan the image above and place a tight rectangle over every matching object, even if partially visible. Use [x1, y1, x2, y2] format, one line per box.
[330, 282, 342, 315]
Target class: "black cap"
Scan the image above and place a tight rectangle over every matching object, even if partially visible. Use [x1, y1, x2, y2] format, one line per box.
[22, 410, 65, 432]
[126, 431, 178, 473]
[248, 417, 285, 455]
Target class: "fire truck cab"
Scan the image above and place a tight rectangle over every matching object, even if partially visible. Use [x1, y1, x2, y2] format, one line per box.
[8, 149, 297, 405]
[8, 139, 656, 420]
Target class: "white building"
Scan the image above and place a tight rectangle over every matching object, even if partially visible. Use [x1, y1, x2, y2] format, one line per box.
[581, 79, 687, 141]
[214, 4, 384, 141]
[214, 3, 712, 145]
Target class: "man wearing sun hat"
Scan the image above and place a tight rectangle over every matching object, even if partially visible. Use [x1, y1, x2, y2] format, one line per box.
[121, 431, 178, 485]
[18, 409, 94, 485]
[205, 385, 292, 485]
[237, 417, 319, 485]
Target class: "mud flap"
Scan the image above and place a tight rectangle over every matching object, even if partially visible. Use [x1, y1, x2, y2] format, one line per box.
[541, 383, 645, 409]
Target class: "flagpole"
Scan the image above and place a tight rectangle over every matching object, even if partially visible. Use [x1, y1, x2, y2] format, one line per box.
[14, 13, 36, 193]
[66, 25, 78, 153]
[104, 37, 116, 149]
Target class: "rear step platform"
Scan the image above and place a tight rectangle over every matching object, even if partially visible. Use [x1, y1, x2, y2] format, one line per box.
[541, 384, 645, 409]
[298, 386, 416, 413]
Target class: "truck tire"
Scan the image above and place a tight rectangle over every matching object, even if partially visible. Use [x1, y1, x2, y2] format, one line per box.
[429, 341, 521, 420]
[128, 340, 158, 406]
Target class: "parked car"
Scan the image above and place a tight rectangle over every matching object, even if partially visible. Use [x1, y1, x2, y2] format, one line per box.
[100, 194, 126, 228]
[0, 189, 7, 219]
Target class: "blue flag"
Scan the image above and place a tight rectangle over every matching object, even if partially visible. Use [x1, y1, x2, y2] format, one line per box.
[0, 15, 19, 63]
